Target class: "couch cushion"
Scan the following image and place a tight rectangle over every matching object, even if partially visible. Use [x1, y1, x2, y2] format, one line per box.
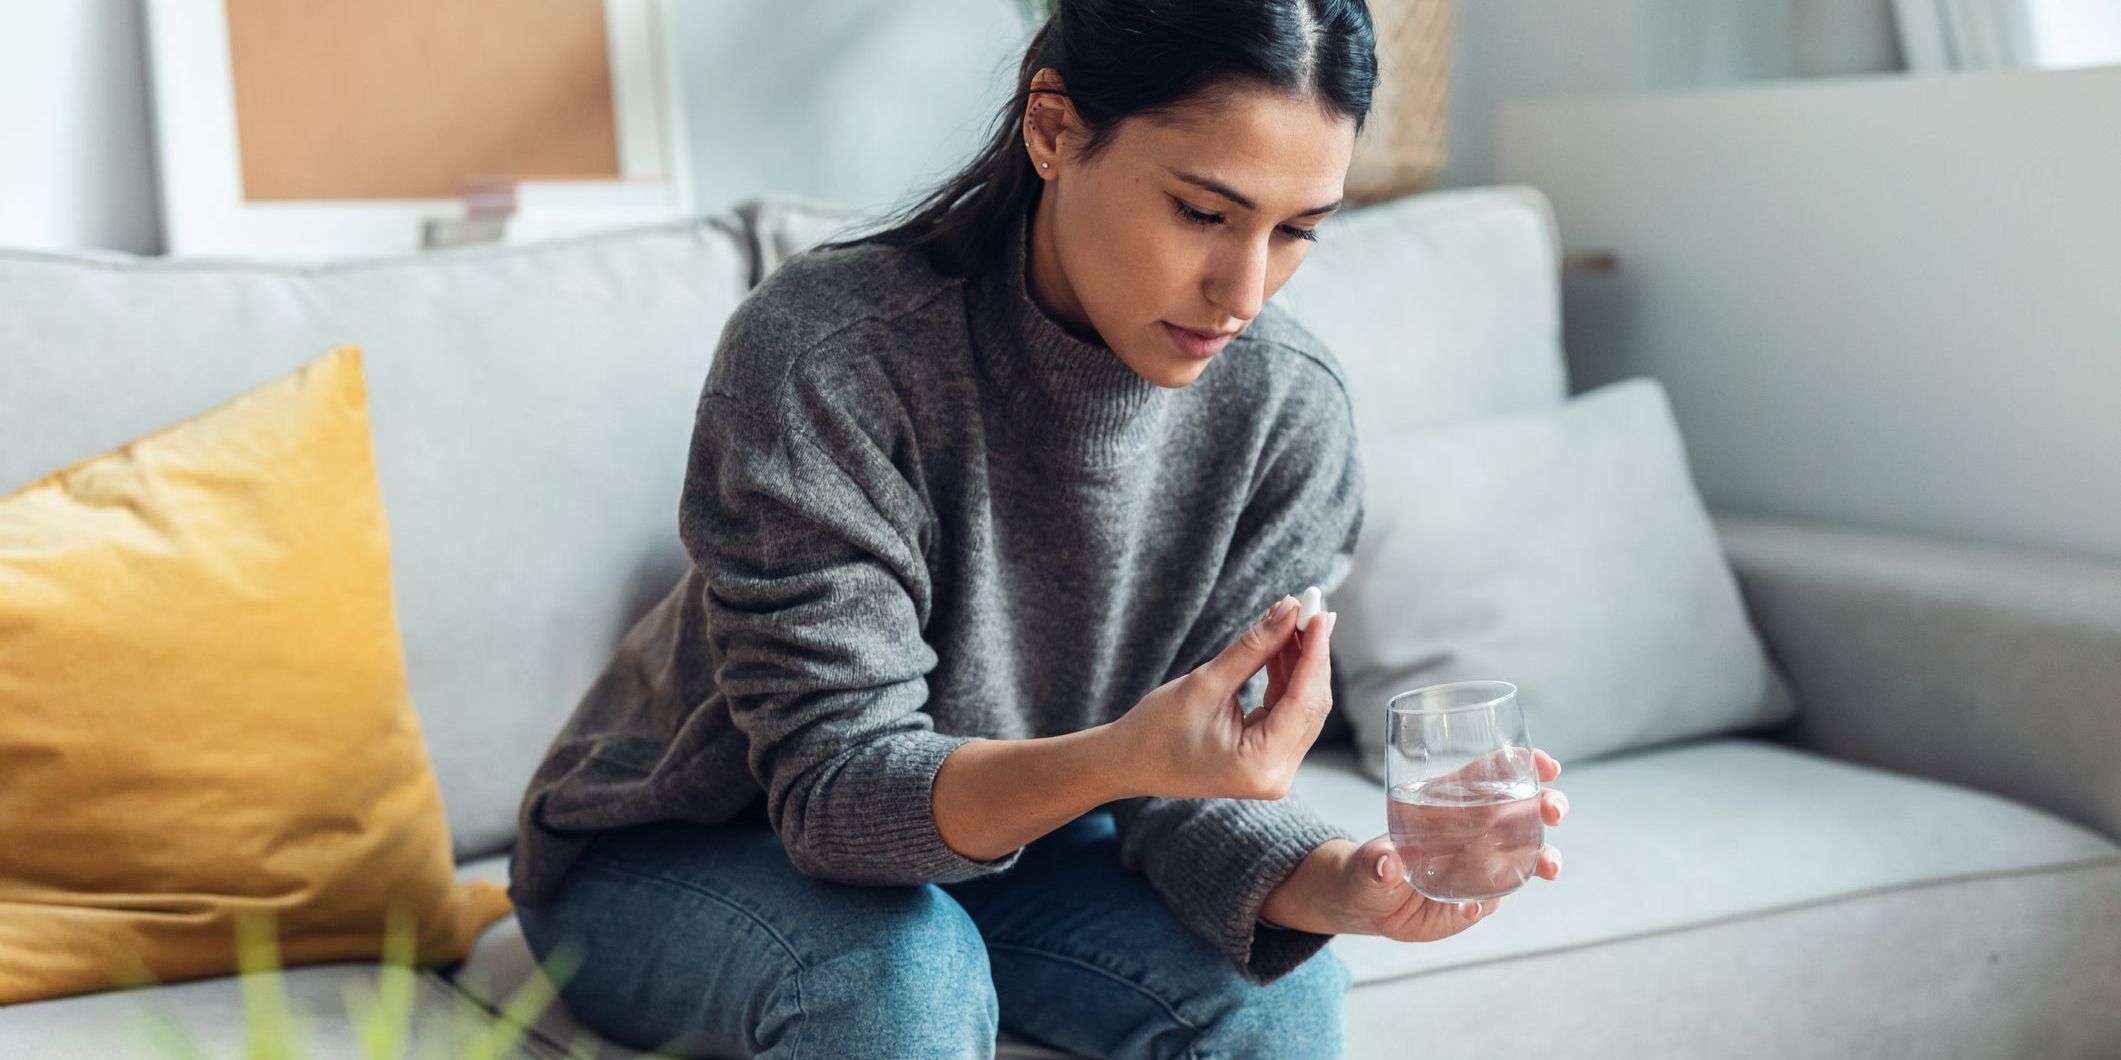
[1269, 185, 1569, 449]
[1299, 739, 2121, 1056]
[1292, 738, 2118, 982]
[1334, 377, 1794, 772]
[0, 347, 508, 1004]
[1345, 863, 2121, 1058]
[731, 193, 888, 284]
[0, 221, 752, 863]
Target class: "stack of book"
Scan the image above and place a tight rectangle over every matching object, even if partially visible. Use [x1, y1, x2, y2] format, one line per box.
[422, 176, 688, 249]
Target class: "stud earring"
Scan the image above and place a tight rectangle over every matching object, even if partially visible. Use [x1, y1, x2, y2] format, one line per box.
[1041, 162, 1050, 169]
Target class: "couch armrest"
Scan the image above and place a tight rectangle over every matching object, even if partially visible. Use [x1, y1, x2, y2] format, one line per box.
[1712, 509, 2121, 843]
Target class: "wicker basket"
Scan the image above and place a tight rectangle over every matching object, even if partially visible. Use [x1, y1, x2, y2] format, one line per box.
[1344, 0, 1454, 205]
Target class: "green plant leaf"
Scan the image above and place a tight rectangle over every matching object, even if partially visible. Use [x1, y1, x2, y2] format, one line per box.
[360, 902, 421, 1060]
[116, 896, 594, 1060]
[233, 907, 304, 1060]
[462, 939, 583, 1060]
[340, 976, 380, 1056]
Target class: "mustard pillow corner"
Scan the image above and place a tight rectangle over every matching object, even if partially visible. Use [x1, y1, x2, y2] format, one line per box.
[0, 345, 511, 1006]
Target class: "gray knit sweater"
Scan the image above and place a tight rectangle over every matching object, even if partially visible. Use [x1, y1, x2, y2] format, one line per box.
[508, 202, 1365, 985]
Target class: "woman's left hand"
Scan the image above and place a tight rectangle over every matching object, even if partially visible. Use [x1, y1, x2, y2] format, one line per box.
[1260, 748, 1568, 941]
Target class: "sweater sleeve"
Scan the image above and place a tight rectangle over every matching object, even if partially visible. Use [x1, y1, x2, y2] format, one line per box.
[679, 386, 1023, 886]
[1110, 376, 1367, 984]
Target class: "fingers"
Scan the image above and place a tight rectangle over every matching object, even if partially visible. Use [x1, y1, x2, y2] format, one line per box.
[1357, 834, 1402, 894]
[1443, 746, 1516, 786]
[1541, 789, 1569, 826]
[1261, 609, 1336, 749]
[1264, 634, 1291, 709]
[1443, 746, 1561, 789]
[1199, 595, 1299, 695]
[1536, 845, 1563, 880]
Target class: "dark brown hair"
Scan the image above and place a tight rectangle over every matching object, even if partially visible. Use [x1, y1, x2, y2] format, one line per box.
[815, 0, 1379, 277]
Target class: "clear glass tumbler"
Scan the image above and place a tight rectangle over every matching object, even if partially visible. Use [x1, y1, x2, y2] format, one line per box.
[1385, 680, 1544, 903]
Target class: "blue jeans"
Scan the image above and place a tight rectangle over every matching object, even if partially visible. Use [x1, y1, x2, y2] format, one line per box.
[510, 806, 1350, 1059]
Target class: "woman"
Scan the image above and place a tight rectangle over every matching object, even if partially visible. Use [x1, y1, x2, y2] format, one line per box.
[507, 0, 1569, 1056]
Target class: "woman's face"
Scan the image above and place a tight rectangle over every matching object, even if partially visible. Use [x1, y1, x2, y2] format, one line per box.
[1022, 73, 1356, 388]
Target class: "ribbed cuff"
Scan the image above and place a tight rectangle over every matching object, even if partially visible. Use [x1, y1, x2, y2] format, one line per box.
[795, 730, 1025, 885]
[1153, 797, 1352, 985]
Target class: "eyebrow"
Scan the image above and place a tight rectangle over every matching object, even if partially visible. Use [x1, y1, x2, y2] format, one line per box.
[1170, 169, 1342, 218]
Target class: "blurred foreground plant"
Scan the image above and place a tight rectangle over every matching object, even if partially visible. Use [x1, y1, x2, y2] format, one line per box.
[102, 902, 657, 1059]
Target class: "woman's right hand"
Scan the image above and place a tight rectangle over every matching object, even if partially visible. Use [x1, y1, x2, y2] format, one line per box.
[1106, 595, 1338, 802]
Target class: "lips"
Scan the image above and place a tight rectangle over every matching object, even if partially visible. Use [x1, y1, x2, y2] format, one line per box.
[1170, 322, 1237, 340]
[1162, 320, 1237, 359]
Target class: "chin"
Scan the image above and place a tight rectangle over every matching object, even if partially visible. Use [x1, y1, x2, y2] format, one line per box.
[1113, 331, 1218, 388]
[1159, 360, 1212, 388]
[1120, 351, 1203, 389]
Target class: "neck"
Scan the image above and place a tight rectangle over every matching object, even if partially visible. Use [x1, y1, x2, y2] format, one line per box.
[962, 198, 1175, 472]
[1026, 198, 1101, 346]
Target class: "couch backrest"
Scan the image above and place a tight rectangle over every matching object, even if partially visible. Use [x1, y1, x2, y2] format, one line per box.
[1, 185, 1568, 859]
[0, 219, 752, 862]
[1270, 185, 1569, 447]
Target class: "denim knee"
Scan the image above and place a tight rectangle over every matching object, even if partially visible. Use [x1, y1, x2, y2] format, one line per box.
[788, 885, 999, 1056]
[1187, 948, 1351, 1060]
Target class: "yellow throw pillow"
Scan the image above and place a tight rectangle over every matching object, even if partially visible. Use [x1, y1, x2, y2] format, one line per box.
[0, 346, 511, 1005]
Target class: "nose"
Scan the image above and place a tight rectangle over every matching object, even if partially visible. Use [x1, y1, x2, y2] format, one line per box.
[1203, 235, 1269, 324]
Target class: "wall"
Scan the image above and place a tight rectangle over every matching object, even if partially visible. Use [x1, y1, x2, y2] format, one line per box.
[0, 3, 162, 253]
[0, 1, 1030, 255]
[667, 0, 1031, 217]
[1442, 0, 1902, 188]
[1498, 64, 2121, 562]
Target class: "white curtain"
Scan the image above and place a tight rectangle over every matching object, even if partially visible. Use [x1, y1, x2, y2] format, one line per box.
[2023, 0, 2121, 69]
[1891, 0, 2039, 70]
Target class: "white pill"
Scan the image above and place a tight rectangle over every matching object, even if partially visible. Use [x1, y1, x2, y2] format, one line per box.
[1295, 585, 1324, 630]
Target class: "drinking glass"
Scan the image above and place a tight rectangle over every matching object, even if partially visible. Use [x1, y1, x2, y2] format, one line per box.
[1385, 680, 1543, 903]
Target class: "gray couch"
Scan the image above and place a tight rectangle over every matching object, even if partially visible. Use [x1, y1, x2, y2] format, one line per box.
[3, 187, 2115, 1059]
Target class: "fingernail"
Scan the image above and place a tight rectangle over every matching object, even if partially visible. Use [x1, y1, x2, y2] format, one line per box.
[1268, 595, 1296, 621]
[1374, 854, 1388, 881]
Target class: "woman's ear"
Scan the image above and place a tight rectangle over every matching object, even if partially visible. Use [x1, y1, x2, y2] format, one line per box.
[1023, 67, 1078, 178]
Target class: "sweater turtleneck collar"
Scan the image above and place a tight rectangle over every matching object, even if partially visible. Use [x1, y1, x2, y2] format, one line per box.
[965, 201, 1175, 470]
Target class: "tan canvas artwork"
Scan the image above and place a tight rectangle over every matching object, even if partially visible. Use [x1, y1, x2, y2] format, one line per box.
[225, 0, 623, 201]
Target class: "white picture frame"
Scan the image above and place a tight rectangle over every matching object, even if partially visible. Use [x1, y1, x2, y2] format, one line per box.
[143, 0, 691, 259]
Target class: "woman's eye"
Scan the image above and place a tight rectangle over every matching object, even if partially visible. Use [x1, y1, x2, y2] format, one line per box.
[1172, 198, 1320, 243]
[1173, 200, 1222, 227]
